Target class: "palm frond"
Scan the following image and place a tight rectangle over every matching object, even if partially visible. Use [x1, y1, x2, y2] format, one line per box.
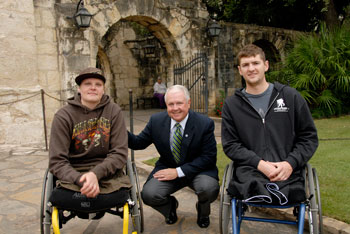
[316, 89, 339, 114]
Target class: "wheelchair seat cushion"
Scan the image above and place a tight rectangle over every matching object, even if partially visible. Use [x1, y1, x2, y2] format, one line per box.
[49, 187, 130, 213]
[228, 165, 306, 205]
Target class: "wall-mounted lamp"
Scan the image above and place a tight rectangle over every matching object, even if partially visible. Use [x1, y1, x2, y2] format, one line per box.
[143, 44, 156, 55]
[74, 0, 93, 28]
[207, 20, 222, 38]
[130, 46, 141, 57]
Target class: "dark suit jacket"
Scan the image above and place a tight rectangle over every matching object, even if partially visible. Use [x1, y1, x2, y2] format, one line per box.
[128, 110, 218, 181]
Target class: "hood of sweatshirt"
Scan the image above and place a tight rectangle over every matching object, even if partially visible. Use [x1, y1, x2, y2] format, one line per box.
[67, 93, 110, 113]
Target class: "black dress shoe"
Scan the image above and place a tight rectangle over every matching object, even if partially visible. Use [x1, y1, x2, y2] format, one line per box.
[165, 196, 178, 224]
[197, 216, 210, 228]
[196, 202, 210, 228]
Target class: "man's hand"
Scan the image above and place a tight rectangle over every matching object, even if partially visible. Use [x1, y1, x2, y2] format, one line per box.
[79, 172, 100, 198]
[258, 160, 293, 182]
[268, 161, 293, 182]
[153, 169, 178, 181]
[257, 160, 277, 179]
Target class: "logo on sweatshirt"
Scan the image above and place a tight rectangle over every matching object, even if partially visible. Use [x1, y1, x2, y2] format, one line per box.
[72, 117, 111, 151]
[274, 98, 289, 112]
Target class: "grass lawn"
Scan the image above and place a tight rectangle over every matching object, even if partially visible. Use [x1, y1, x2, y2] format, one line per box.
[309, 116, 350, 224]
[143, 115, 350, 224]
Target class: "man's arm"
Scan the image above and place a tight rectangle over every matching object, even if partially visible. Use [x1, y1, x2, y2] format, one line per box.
[284, 93, 318, 170]
[221, 101, 262, 168]
[90, 106, 128, 180]
[49, 113, 82, 185]
[128, 118, 153, 150]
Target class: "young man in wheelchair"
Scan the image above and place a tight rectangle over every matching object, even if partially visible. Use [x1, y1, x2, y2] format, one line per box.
[48, 67, 131, 215]
[221, 44, 319, 205]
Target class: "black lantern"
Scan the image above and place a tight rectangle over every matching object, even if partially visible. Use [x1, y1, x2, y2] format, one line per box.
[74, 0, 92, 28]
[131, 46, 141, 57]
[143, 44, 156, 55]
[207, 21, 222, 37]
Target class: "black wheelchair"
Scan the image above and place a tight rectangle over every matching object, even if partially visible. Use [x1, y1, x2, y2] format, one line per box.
[40, 158, 144, 234]
[219, 162, 323, 234]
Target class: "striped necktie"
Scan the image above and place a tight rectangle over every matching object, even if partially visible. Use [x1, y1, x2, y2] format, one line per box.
[172, 123, 182, 163]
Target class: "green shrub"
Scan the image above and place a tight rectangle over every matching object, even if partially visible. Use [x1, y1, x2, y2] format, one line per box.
[270, 23, 350, 118]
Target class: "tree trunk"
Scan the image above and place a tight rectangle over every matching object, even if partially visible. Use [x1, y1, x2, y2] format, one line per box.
[324, 0, 341, 28]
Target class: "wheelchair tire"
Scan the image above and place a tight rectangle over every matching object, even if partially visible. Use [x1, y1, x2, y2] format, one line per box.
[313, 167, 323, 234]
[40, 168, 54, 234]
[219, 162, 234, 234]
[127, 159, 144, 233]
[306, 163, 323, 234]
[132, 162, 144, 232]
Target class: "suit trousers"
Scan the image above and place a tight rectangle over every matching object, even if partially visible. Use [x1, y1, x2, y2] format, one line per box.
[141, 174, 219, 219]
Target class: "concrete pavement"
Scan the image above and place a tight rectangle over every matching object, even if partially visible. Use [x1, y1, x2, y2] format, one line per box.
[0, 144, 298, 234]
[0, 108, 349, 234]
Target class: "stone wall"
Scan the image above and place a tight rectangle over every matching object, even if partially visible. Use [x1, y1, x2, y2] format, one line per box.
[214, 22, 299, 99]
[0, 0, 299, 146]
[0, 0, 43, 145]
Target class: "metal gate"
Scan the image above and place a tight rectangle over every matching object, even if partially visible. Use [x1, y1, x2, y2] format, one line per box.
[173, 53, 208, 114]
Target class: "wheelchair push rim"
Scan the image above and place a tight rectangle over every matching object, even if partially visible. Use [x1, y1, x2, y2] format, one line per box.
[127, 159, 144, 233]
[219, 162, 234, 234]
[306, 163, 323, 234]
[132, 161, 144, 232]
[40, 168, 54, 234]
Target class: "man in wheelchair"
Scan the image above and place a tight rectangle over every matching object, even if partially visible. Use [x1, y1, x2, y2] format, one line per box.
[221, 44, 319, 206]
[48, 67, 131, 217]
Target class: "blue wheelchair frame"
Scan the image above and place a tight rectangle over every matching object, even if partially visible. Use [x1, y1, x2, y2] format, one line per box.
[231, 199, 306, 234]
[219, 162, 323, 234]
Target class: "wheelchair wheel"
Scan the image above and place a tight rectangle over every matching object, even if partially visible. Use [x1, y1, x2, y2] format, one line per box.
[40, 168, 54, 234]
[306, 163, 323, 234]
[219, 162, 234, 234]
[127, 159, 144, 233]
[132, 161, 144, 232]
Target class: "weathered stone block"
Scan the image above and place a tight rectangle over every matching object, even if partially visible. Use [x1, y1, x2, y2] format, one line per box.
[2, 121, 43, 145]
[33, 0, 54, 8]
[1, 36, 37, 56]
[105, 7, 121, 25]
[124, 78, 139, 88]
[74, 40, 90, 55]
[0, 0, 35, 14]
[0, 12, 36, 37]
[35, 27, 56, 43]
[0, 57, 38, 88]
[38, 55, 58, 70]
[37, 42, 57, 55]
[40, 8, 56, 28]
[114, 80, 124, 88]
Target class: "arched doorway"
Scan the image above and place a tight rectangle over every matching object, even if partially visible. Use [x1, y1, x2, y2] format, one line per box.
[97, 17, 180, 109]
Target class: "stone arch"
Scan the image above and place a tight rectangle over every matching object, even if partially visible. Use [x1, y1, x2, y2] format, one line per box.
[86, 1, 189, 64]
[253, 39, 281, 70]
[96, 48, 114, 99]
[94, 17, 181, 108]
[83, 1, 201, 108]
